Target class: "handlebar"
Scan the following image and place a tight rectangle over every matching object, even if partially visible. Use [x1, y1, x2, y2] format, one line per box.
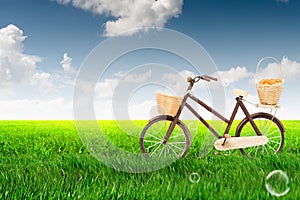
[186, 75, 218, 83]
[203, 75, 218, 81]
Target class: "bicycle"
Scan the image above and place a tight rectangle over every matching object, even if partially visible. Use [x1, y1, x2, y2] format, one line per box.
[140, 75, 285, 158]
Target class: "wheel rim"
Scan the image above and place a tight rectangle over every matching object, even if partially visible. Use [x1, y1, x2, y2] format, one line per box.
[141, 120, 188, 158]
[239, 116, 283, 157]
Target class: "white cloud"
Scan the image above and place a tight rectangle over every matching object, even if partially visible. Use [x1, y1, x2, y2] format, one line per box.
[96, 70, 152, 98]
[55, 0, 70, 4]
[161, 70, 196, 95]
[31, 72, 53, 92]
[0, 24, 52, 90]
[216, 66, 253, 85]
[277, 0, 289, 3]
[128, 100, 155, 119]
[123, 70, 152, 83]
[94, 99, 113, 119]
[94, 99, 156, 120]
[256, 57, 300, 81]
[92, 65, 300, 120]
[161, 68, 252, 96]
[54, 0, 184, 37]
[280, 57, 300, 80]
[0, 98, 72, 119]
[60, 53, 74, 72]
[96, 78, 119, 98]
[0, 24, 26, 52]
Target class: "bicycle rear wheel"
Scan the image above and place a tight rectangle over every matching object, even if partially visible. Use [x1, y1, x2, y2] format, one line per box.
[235, 112, 284, 158]
[140, 115, 191, 159]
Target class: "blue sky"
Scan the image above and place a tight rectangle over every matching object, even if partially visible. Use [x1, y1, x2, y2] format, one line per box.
[0, 0, 300, 119]
[1, 0, 300, 69]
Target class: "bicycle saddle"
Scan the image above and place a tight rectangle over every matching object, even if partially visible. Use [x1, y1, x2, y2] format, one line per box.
[233, 89, 248, 97]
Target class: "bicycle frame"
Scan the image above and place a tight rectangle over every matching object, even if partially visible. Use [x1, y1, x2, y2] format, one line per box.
[163, 83, 262, 143]
[184, 93, 262, 139]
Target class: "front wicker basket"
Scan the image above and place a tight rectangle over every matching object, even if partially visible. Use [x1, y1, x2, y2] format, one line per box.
[156, 92, 182, 117]
[255, 57, 283, 106]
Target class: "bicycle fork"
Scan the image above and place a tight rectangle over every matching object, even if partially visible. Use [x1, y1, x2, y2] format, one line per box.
[162, 120, 178, 144]
[162, 93, 189, 144]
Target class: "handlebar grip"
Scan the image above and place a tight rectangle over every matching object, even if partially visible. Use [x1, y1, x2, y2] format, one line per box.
[201, 77, 211, 82]
[203, 75, 218, 81]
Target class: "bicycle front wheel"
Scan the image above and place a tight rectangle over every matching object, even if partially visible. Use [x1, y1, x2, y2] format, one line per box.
[235, 112, 285, 158]
[140, 115, 191, 159]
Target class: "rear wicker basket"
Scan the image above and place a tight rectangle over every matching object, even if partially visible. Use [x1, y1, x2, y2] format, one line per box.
[256, 83, 282, 105]
[256, 57, 283, 105]
[156, 92, 182, 116]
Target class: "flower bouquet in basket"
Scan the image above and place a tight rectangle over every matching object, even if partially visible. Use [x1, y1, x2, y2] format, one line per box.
[255, 57, 283, 106]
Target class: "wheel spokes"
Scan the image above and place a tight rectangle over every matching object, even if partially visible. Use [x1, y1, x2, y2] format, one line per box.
[255, 146, 259, 157]
[145, 141, 161, 150]
[169, 134, 185, 139]
[267, 135, 281, 139]
[247, 146, 254, 155]
[150, 143, 163, 156]
[266, 143, 277, 153]
[142, 119, 188, 158]
[168, 144, 180, 157]
[146, 133, 163, 141]
[168, 142, 184, 151]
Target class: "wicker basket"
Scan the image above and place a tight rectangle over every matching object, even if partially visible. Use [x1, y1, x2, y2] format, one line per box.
[156, 92, 182, 116]
[256, 57, 283, 105]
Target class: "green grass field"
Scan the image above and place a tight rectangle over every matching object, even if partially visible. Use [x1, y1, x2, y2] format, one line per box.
[0, 120, 299, 199]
